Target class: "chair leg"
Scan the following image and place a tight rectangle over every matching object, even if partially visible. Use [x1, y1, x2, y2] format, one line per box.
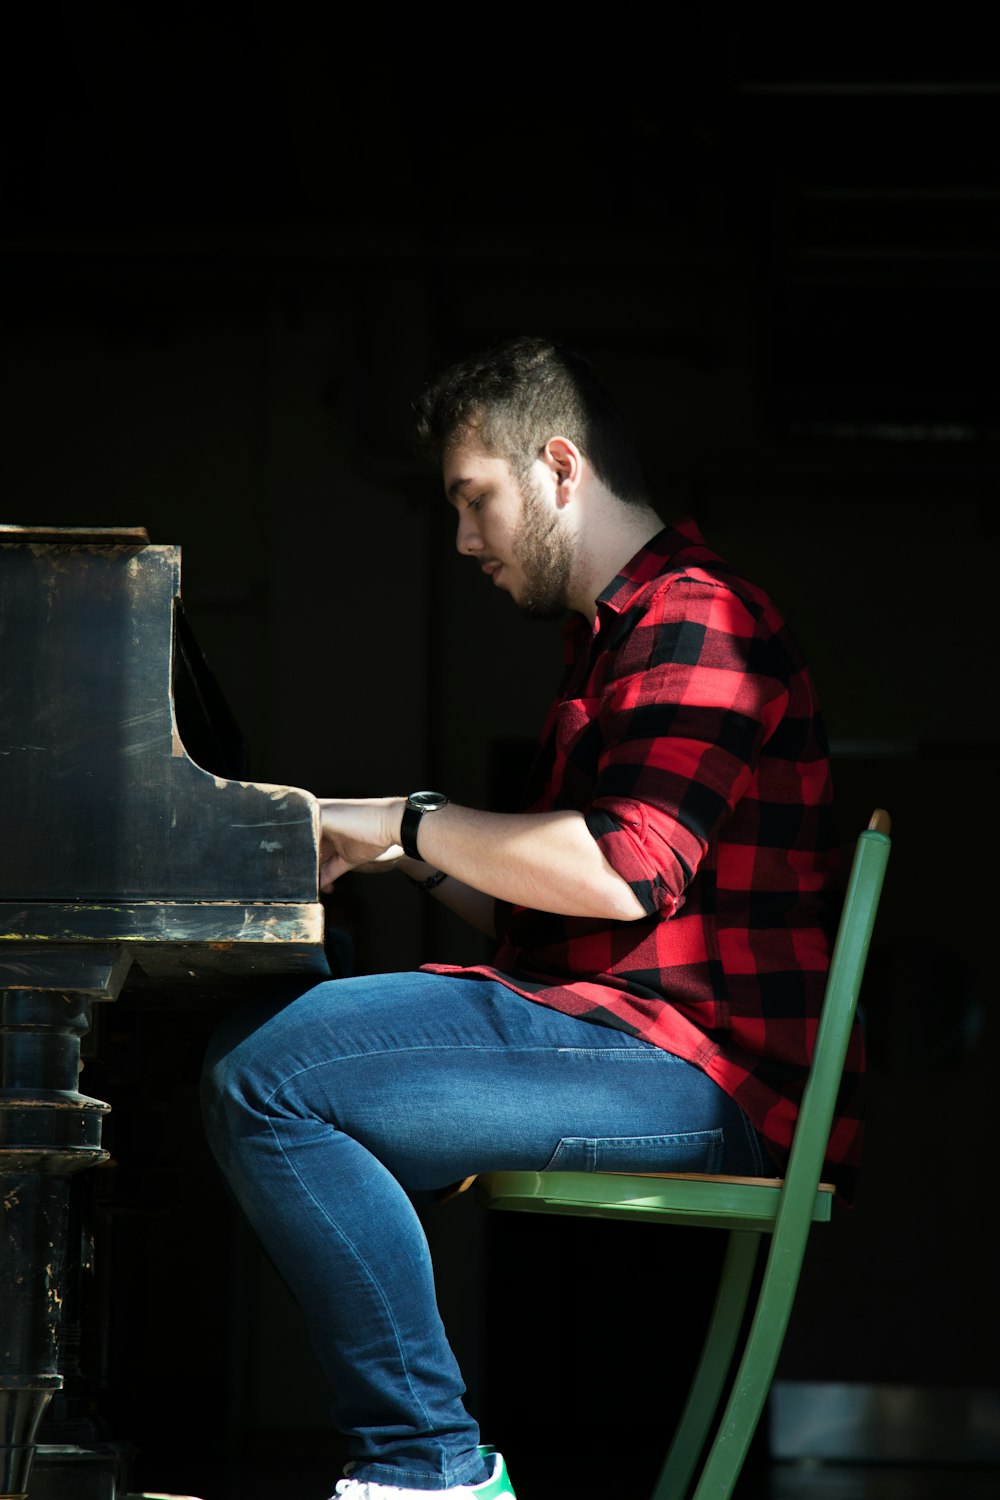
[650, 1231, 761, 1500]
[690, 1233, 810, 1500]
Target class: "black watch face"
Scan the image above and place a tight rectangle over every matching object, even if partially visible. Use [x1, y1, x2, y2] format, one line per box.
[409, 790, 448, 811]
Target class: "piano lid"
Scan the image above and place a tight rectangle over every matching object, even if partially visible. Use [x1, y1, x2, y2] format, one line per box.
[0, 524, 150, 545]
[0, 529, 323, 906]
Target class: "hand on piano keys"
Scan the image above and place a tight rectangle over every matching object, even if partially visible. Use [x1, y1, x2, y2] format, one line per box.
[317, 795, 408, 890]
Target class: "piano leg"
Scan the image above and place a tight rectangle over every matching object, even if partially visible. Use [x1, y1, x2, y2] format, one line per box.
[0, 987, 110, 1500]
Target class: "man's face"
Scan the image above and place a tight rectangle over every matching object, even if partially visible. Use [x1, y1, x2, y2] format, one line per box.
[444, 442, 572, 621]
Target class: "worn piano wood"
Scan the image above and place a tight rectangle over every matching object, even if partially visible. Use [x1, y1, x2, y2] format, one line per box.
[0, 527, 332, 1499]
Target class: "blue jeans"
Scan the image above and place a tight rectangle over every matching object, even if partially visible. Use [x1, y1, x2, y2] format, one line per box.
[201, 972, 765, 1491]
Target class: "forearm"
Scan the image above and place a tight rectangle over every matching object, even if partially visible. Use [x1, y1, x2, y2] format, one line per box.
[411, 804, 646, 921]
[397, 859, 498, 937]
[317, 795, 646, 921]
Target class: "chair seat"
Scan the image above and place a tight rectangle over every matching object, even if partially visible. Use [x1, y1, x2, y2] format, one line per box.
[476, 1168, 834, 1233]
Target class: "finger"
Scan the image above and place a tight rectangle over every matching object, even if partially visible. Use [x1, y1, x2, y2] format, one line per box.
[320, 854, 352, 891]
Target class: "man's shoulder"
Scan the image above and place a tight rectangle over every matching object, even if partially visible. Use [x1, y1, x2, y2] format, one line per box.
[621, 548, 784, 638]
[609, 521, 773, 615]
[598, 531, 810, 690]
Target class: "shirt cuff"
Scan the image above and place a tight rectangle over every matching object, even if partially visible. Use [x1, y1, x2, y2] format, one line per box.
[584, 802, 687, 918]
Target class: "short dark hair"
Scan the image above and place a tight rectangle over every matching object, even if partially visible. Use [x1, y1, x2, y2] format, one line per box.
[413, 336, 649, 507]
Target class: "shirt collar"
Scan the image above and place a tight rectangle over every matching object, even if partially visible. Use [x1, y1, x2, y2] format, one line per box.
[563, 518, 709, 658]
[597, 518, 708, 613]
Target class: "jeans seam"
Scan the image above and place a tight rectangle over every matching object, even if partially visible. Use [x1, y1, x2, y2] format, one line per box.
[734, 1106, 766, 1174]
[257, 1043, 679, 1117]
[263, 1114, 438, 1441]
[260, 1042, 681, 1105]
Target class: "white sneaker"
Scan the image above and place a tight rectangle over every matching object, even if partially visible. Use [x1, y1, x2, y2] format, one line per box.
[332, 1446, 514, 1499]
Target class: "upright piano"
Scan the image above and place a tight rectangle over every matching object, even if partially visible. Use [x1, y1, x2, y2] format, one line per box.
[0, 527, 334, 1500]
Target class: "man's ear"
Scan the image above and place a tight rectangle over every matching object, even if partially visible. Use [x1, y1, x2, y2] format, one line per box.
[541, 436, 582, 507]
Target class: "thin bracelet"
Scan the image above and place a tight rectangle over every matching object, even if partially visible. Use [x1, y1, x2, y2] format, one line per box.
[404, 868, 449, 891]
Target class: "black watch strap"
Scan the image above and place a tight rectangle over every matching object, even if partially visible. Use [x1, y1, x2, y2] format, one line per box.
[404, 868, 449, 891]
[400, 790, 449, 860]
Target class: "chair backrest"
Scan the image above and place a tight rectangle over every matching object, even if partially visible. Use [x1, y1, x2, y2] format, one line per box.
[776, 809, 891, 1224]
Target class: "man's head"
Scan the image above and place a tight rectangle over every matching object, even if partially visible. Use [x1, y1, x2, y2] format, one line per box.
[441, 437, 575, 621]
[413, 336, 649, 509]
[418, 338, 659, 621]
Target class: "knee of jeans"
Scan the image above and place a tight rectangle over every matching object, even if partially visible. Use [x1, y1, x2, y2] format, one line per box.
[199, 1025, 263, 1149]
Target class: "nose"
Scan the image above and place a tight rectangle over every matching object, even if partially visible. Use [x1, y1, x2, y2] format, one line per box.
[455, 511, 483, 557]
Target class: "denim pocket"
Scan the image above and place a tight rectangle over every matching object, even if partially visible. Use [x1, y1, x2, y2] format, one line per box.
[542, 1130, 724, 1175]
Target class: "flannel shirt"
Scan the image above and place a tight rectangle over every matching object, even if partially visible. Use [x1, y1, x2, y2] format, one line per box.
[427, 520, 862, 1195]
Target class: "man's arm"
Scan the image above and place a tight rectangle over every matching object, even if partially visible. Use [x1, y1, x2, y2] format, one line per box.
[317, 797, 646, 922]
[393, 855, 499, 937]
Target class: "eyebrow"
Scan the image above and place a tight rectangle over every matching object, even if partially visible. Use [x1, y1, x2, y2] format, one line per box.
[446, 476, 474, 502]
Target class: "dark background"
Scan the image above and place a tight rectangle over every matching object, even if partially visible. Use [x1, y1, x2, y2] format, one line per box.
[2, 7, 998, 1497]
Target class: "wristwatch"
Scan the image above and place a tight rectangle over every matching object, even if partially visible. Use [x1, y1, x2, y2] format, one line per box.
[400, 790, 450, 860]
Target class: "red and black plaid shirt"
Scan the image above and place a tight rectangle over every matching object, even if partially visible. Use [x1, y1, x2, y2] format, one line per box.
[428, 521, 862, 1193]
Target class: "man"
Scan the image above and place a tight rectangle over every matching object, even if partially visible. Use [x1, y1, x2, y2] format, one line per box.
[202, 338, 860, 1500]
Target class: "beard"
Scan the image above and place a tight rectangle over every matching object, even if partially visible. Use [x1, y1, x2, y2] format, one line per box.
[511, 473, 573, 621]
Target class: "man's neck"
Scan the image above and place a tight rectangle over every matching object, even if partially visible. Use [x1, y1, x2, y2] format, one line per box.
[568, 500, 664, 621]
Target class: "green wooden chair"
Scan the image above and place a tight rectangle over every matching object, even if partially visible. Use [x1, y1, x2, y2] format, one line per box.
[475, 811, 891, 1500]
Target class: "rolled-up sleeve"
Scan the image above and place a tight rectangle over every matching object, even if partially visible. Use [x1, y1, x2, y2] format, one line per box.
[582, 576, 791, 915]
